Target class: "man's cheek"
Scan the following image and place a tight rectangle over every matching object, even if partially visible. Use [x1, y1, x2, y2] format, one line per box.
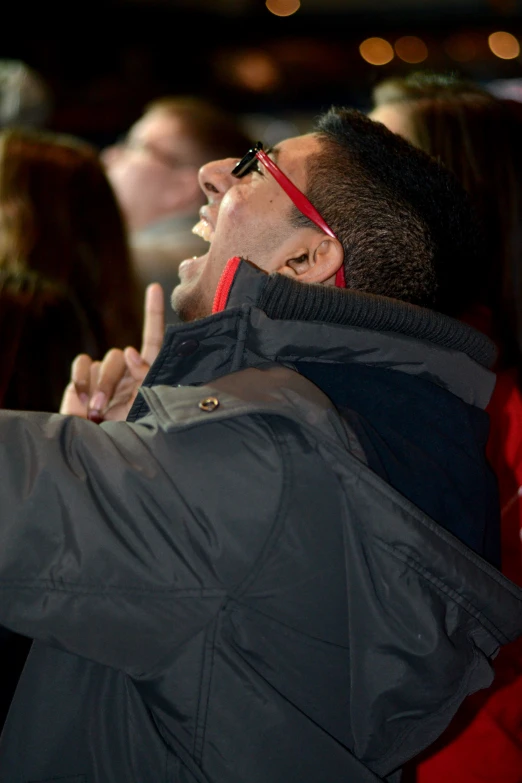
[221, 189, 249, 221]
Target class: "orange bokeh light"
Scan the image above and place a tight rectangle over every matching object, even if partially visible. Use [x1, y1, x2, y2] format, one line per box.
[266, 0, 300, 17]
[359, 37, 394, 66]
[488, 31, 520, 60]
[444, 33, 480, 62]
[395, 36, 428, 64]
[231, 51, 280, 92]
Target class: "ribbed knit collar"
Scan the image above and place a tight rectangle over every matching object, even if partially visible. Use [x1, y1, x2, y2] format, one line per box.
[216, 257, 496, 369]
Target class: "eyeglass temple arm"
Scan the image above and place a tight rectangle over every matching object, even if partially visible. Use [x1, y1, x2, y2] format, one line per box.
[256, 149, 337, 240]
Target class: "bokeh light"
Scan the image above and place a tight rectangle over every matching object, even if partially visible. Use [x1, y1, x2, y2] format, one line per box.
[444, 33, 479, 62]
[488, 31, 520, 60]
[359, 38, 394, 66]
[216, 49, 280, 92]
[394, 36, 428, 64]
[233, 51, 280, 91]
[266, 0, 300, 17]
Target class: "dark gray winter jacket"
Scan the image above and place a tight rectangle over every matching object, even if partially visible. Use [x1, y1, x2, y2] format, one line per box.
[0, 261, 520, 783]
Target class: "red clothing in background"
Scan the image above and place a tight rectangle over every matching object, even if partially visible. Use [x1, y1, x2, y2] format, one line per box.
[410, 308, 522, 783]
[487, 368, 522, 584]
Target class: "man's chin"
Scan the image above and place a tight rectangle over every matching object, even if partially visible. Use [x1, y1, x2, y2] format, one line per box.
[171, 270, 209, 323]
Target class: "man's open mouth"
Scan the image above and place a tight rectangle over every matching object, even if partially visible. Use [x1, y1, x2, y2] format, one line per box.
[192, 217, 213, 243]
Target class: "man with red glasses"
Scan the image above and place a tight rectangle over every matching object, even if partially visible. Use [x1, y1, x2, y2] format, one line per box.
[0, 106, 519, 783]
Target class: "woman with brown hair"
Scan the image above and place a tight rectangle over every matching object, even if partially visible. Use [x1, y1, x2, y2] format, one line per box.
[371, 72, 522, 783]
[0, 127, 143, 355]
[0, 131, 144, 725]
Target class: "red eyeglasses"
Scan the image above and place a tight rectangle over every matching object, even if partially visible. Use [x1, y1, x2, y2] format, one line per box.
[231, 142, 346, 288]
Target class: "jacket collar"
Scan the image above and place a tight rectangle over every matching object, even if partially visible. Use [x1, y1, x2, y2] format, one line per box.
[215, 258, 496, 369]
[140, 259, 497, 410]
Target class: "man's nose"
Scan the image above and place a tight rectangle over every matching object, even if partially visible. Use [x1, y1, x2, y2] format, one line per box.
[100, 145, 121, 169]
[198, 158, 239, 198]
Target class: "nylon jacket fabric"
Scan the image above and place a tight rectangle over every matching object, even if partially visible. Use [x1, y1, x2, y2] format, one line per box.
[0, 262, 520, 783]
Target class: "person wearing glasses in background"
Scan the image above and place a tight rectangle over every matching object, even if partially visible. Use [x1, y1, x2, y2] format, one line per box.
[101, 96, 252, 321]
[0, 106, 520, 783]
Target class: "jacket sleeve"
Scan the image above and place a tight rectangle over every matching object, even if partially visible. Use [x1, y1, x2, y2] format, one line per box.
[0, 409, 284, 672]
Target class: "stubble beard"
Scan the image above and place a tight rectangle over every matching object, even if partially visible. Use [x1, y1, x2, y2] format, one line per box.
[170, 281, 208, 323]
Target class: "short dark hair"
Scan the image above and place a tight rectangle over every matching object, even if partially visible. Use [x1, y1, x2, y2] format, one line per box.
[294, 106, 482, 315]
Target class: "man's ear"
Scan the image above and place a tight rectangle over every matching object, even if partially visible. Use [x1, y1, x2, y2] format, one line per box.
[282, 236, 344, 285]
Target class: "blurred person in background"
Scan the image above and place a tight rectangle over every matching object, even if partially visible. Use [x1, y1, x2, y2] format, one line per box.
[0, 126, 142, 354]
[101, 96, 253, 320]
[371, 71, 522, 783]
[0, 59, 53, 130]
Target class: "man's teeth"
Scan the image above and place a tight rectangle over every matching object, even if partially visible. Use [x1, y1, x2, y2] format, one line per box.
[192, 219, 212, 242]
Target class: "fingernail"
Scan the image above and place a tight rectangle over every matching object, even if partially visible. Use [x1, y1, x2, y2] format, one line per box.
[89, 391, 106, 412]
[80, 393, 89, 406]
[127, 348, 142, 365]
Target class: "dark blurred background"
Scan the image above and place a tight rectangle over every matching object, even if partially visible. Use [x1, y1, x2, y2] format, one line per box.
[5, 0, 522, 146]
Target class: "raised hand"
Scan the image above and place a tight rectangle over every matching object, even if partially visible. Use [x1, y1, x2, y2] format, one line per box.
[60, 283, 165, 422]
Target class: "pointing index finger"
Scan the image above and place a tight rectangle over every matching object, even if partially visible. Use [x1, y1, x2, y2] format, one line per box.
[140, 283, 165, 366]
